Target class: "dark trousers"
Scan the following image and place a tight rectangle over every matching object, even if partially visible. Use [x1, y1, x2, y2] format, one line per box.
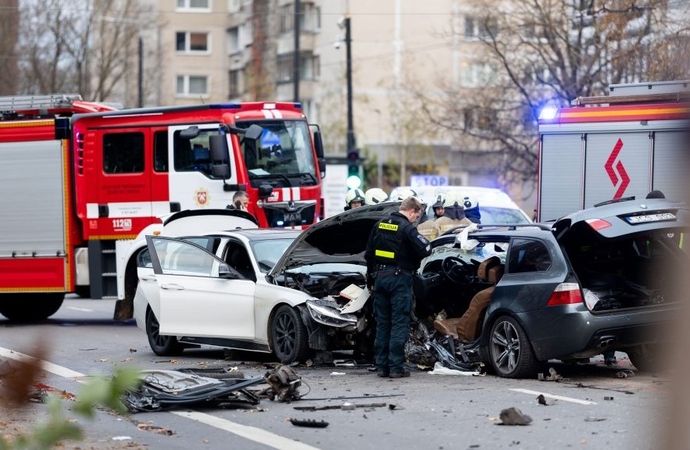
[373, 272, 413, 374]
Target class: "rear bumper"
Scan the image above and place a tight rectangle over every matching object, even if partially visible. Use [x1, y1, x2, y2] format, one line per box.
[517, 304, 674, 361]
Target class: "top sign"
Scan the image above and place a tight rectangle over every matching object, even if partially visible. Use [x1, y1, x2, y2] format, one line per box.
[410, 175, 448, 188]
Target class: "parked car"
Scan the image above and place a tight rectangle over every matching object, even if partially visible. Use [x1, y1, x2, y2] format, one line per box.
[133, 202, 400, 362]
[417, 197, 687, 377]
[390, 185, 532, 224]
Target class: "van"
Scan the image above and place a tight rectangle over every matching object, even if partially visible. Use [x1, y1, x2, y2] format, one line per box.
[390, 186, 532, 224]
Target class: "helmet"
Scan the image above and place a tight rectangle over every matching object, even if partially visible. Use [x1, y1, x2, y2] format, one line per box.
[345, 188, 365, 206]
[390, 188, 417, 201]
[432, 193, 446, 209]
[365, 188, 388, 205]
[461, 196, 478, 210]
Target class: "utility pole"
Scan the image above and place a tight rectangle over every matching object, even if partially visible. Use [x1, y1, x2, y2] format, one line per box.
[137, 36, 143, 107]
[345, 16, 355, 157]
[293, 0, 300, 102]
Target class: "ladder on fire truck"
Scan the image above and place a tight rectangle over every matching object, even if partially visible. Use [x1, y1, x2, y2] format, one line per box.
[0, 94, 83, 112]
[573, 80, 690, 106]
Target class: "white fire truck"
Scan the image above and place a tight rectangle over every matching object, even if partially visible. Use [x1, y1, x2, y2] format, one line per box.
[0, 95, 325, 321]
[537, 80, 689, 222]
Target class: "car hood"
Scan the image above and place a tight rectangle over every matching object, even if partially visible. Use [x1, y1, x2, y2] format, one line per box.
[269, 202, 401, 276]
[552, 198, 688, 241]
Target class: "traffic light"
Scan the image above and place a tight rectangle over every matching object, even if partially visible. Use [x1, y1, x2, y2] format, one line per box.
[346, 149, 361, 189]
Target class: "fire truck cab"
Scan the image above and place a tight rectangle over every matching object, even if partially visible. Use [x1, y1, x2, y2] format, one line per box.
[537, 81, 689, 222]
[0, 96, 325, 321]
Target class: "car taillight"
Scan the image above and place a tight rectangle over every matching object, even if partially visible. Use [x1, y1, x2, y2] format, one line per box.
[546, 283, 583, 306]
[585, 218, 612, 231]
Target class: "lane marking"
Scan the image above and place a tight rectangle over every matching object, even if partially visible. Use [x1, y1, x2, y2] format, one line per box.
[0, 346, 322, 450]
[510, 388, 597, 405]
[173, 411, 321, 450]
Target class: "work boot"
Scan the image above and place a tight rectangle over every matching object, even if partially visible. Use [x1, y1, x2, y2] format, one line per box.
[377, 370, 389, 378]
[389, 370, 410, 378]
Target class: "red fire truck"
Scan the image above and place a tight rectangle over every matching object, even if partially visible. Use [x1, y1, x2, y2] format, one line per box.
[537, 80, 689, 222]
[0, 95, 325, 321]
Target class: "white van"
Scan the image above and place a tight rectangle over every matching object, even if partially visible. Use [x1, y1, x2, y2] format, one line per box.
[390, 185, 532, 224]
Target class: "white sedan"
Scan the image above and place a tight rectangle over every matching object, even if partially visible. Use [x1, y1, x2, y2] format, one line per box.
[133, 203, 398, 363]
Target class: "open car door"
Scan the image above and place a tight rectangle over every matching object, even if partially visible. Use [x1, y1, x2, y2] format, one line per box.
[145, 236, 256, 340]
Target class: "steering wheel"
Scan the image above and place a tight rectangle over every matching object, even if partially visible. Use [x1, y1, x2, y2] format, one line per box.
[441, 256, 472, 284]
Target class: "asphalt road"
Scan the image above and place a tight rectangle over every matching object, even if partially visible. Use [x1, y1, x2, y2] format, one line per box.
[0, 297, 672, 450]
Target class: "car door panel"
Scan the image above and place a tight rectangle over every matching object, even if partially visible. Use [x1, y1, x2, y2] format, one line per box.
[145, 236, 256, 340]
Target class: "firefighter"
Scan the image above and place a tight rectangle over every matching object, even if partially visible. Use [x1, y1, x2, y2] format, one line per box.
[344, 188, 366, 211]
[435, 191, 471, 234]
[365, 188, 389, 205]
[432, 193, 446, 219]
[365, 196, 431, 378]
[462, 195, 482, 224]
[417, 197, 441, 241]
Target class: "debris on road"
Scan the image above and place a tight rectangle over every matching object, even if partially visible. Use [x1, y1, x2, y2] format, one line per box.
[123, 369, 263, 413]
[427, 361, 480, 376]
[289, 418, 329, 428]
[136, 422, 176, 435]
[293, 402, 386, 412]
[584, 416, 607, 422]
[537, 367, 566, 382]
[261, 365, 302, 402]
[616, 369, 635, 378]
[536, 394, 549, 406]
[497, 407, 532, 426]
[604, 396, 615, 401]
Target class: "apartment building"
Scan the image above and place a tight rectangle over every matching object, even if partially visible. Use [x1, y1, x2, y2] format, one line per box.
[142, 0, 523, 199]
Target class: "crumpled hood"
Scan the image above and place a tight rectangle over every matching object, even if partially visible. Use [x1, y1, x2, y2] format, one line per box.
[269, 202, 401, 276]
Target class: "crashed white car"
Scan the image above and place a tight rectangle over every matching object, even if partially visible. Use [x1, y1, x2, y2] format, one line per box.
[133, 203, 399, 362]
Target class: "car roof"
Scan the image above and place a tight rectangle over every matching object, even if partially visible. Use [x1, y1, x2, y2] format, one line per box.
[209, 228, 301, 241]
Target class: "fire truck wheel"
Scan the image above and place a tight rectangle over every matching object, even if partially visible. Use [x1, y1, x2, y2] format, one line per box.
[270, 305, 309, 364]
[0, 294, 64, 322]
[146, 308, 183, 356]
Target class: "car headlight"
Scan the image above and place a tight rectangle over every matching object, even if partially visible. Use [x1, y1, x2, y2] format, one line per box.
[306, 299, 358, 328]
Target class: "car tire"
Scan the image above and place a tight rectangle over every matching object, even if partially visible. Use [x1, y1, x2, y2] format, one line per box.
[270, 305, 308, 364]
[0, 293, 64, 322]
[146, 309, 183, 356]
[488, 315, 540, 378]
[627, 344, 665, 372]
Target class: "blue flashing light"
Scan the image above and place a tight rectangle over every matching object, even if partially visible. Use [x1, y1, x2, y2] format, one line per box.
[209, 104, 241, 109]
[294, 102, 302, 109]
[538, 106, 559, 121]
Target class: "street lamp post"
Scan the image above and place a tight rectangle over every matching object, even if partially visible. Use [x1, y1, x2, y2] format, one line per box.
[344, 17, 355, 157]
[374, 108, 383, 187]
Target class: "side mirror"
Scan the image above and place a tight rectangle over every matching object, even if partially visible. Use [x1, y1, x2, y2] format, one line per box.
[259, 184, 273, 199]
[212, 164, 230, 179]
[218, 263, 235, 279]
[210, 134, 231, 179]
[318, 158, 326, 179]
[313, 129, 324, 159]
[244, 124, 263, 140]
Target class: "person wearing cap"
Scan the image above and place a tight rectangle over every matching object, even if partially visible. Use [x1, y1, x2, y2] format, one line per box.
[364, 196, 431, 379]
[344, 188, 366, 211]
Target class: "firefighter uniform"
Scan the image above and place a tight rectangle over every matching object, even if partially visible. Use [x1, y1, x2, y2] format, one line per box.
[365, 210, 431, 377]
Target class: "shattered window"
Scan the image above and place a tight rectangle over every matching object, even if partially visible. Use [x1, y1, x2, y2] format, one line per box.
[508, 238, 551, 273]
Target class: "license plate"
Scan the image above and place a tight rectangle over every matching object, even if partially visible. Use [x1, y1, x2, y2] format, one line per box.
[284, 212, 302, 223]
[625, 212, 676, 224]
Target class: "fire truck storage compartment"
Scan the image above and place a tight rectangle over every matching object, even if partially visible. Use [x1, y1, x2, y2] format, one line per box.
[539, 133, 583, 222]
[0, 140, 66, 257]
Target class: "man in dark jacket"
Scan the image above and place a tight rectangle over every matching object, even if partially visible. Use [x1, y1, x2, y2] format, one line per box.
[365, 197, 431, 378]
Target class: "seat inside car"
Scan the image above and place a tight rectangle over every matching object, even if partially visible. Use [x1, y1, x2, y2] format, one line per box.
[227, 247, 256, 282]
[433, 256, 501, 340]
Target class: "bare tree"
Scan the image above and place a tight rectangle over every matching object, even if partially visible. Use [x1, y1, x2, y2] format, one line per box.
[16, 0, 158, 106]
[418, 0, 690, 194]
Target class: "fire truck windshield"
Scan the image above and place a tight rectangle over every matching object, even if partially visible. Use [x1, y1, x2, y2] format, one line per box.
[238, 120, 317, 188]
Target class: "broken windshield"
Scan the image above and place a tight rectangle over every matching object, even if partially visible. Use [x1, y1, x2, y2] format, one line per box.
[238, 120, 317, 188]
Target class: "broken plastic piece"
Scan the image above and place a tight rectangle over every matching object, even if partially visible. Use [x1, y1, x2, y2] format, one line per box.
[497, 407, 532, 426]
[289, 418, 329, 428]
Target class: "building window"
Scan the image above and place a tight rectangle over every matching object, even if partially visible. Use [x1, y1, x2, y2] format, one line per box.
[229, 70, 241, 97]
[464, 15, 499, 39]
[177, 0, 211, 11]
[103, 133, 144, 174]
[277, 54, 293, 83]
[301, 3, 321, 32]
[228, 0, 241, 13]
[228, 27, 240, 53]
[301, 53, 319, 80]
[176, 32, 210, 53]
[280, 4, 294, 34]
[176, 75, 209, 96]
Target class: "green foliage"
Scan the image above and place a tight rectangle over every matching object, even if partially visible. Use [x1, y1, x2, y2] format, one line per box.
[0, 366, 140, 450]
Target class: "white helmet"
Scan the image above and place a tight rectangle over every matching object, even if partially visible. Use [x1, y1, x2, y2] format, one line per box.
[432, 193, 446, 209]
[462, 196, 478, 210]
[390, 188, 417, 201]
[444, 190, 463, 207]
[345, 188, 366, 206]
[364, 187, 388, 205]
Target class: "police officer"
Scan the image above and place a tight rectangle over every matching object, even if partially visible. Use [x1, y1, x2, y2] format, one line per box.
[364, 196, 431, 378]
